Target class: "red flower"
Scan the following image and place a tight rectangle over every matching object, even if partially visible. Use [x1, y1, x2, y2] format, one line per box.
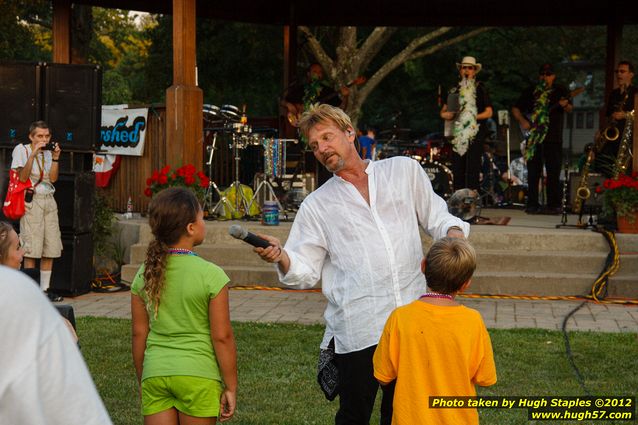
[146, 164, 208, 201]
[184, 164, 196, 176]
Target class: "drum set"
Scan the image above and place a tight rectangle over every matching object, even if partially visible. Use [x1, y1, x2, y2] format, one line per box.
[202, 104, 297, 220]
[376, 131, 454, 199]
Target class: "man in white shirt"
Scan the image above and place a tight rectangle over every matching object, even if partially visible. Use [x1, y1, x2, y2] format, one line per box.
[11, 121, 64, 301]
[254, 104, 468, 425]
[0, 266, 113, 425]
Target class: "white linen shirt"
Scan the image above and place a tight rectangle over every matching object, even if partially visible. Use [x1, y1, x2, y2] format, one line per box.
[278, 156, 469, 354]
[0, 267, 113, 425]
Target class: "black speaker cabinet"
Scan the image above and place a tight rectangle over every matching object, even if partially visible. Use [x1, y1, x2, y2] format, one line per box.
[54, 171, 95, 233]
[0, 62, 43, 146]
[51, 232, 93, 296]
[43, 63, 102, 152]
[568, 171, 605, 210]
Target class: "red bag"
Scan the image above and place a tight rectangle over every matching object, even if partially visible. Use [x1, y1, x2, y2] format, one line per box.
[3, 169, 32, 220]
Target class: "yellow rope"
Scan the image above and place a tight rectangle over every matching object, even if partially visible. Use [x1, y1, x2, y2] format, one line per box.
[230, 286, 638, 305]
[589, 228, 621, 302]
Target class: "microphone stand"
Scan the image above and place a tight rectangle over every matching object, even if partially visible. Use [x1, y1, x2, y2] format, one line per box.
[497, 111, 516, 208]
[203, 131, 234, 219]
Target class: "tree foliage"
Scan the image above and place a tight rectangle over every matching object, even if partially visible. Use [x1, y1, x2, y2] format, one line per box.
[0, 0, 50, 61]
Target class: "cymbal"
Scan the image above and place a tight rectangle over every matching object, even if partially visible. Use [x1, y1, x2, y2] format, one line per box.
[376, 139, 409, 145]
[379, 128, 411, 137]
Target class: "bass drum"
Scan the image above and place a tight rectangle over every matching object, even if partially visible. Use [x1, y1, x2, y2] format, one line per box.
[421, 160, 454, 199]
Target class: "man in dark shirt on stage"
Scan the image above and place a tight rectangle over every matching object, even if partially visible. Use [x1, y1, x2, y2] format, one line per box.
[512, 63, 572, 214]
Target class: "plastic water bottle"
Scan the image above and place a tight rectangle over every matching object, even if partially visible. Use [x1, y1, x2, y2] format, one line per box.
[126, 196, 133, 219]
[262, 200, 279, 226]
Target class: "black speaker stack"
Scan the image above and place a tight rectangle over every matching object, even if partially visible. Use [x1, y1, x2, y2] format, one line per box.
[0, 61, 102, 296]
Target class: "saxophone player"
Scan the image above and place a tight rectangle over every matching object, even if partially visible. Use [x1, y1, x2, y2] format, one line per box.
[596, 60, 636, 176]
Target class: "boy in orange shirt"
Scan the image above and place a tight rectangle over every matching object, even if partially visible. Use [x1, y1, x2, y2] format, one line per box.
[373, 237, 496, 424]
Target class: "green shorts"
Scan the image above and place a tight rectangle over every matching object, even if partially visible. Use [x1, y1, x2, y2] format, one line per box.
[141, 376, 223, 417]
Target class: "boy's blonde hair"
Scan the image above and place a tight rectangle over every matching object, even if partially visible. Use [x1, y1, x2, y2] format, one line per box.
[297, 104, 354, 139]
[424, 237, 476, 294]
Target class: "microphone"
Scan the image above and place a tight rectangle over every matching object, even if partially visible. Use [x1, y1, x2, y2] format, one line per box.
[228, 225, 271, 249]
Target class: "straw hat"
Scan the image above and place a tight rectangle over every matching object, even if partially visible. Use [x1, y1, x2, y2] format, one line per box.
[456, 56, 482, 73]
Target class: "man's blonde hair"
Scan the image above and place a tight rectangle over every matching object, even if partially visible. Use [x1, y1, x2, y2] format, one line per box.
[297, 104, 354, 139]
[424, 237, 476, 294]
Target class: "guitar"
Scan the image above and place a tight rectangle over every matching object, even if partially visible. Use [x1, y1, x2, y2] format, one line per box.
[519, 86, 585, 139]
[287, 76, 367, 127]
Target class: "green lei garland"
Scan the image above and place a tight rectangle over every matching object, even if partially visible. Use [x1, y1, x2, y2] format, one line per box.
[525, 81, 551, 160]
[451, 78, 479, 156]
[300, 77, 330, 145]
[303, 77, 328, 111]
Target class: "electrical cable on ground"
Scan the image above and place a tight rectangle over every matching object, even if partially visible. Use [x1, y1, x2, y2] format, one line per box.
[559, 227, 621, 397]
[561, 300, 591, 396]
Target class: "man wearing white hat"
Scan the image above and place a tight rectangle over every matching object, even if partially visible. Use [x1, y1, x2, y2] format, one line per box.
[440, 56, 493, 191]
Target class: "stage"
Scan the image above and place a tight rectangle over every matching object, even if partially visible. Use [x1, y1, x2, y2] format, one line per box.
[118, 207, 638, 299]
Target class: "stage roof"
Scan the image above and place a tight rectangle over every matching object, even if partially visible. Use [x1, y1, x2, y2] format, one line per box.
[73, 0, 634, 27]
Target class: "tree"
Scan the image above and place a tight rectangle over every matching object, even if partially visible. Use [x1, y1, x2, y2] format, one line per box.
[299, 26, 492, 125]
[0, 0, 50, 61]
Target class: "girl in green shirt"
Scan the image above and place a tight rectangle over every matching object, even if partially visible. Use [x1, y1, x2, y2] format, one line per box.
[131, 187, 237, 424]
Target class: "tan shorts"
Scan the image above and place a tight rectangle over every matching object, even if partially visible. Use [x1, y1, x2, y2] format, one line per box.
[20, 193, 63, 259]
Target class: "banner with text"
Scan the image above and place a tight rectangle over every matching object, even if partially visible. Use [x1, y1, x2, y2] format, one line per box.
[100, 107, 148, 156]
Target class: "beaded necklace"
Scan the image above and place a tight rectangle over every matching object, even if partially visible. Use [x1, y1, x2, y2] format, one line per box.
[168, 248, 198, 256]
[420, 291, 454, 301]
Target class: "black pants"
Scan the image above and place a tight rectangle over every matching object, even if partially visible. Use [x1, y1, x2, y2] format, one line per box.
[334, 345, 395, 425]
[452, 139, 483, 191]
[527, 142, 562, 209]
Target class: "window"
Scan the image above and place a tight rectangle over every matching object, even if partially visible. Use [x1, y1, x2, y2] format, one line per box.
[576, 112, 584, 129]
[586, 112, 594, 129]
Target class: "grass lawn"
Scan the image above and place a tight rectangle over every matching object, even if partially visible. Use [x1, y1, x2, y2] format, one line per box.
[78, 317, 637, 425]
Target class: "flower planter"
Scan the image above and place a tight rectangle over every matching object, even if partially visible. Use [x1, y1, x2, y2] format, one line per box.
[617, 214, 638, 234]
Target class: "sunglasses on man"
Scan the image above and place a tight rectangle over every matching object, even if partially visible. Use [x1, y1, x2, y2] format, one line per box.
[461, 65, 475, 70]
[539, 72, 554, 76]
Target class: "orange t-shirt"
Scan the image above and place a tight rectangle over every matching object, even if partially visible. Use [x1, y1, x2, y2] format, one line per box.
[373, 300, 497, 425]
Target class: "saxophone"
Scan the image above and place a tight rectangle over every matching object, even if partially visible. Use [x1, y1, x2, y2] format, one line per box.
[601, 87, 629, 142]
[573, 146, 596, 215]
[612, 109, 634, 178]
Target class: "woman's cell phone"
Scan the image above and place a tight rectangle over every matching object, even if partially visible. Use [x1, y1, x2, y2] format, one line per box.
[25, 188, 34, 203]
